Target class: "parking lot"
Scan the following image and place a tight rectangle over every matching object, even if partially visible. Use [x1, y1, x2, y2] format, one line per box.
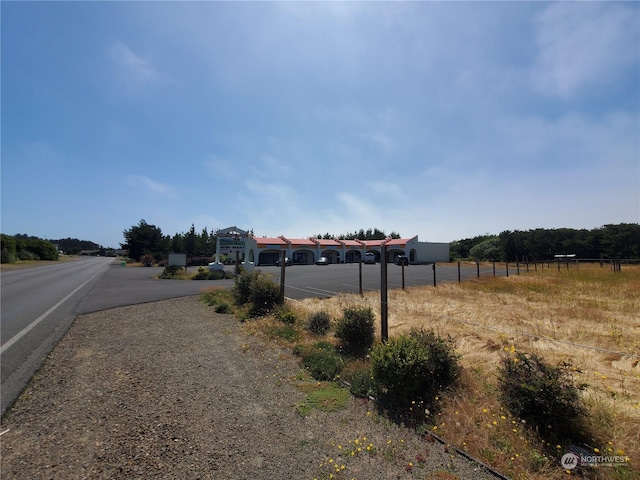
[258, 262, 507, 300]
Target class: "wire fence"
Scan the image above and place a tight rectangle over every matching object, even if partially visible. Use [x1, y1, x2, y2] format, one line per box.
[284, 257, 640, 360]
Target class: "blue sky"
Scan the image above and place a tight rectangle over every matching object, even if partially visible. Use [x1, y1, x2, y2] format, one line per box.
[2, 2, 638, 249]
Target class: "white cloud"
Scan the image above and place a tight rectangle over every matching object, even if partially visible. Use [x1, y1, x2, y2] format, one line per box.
[366, 182, 407, 203]
[107, 42, 174, 94]
[127, 175, 178, 199]
[531, 3, 638, 97]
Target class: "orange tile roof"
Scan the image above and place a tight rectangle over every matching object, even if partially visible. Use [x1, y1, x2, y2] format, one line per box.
[339, 239, 364, 246]
[256, 237, 288, 246]
[285, 237, 317, 246]
[314, 238, 342, 246]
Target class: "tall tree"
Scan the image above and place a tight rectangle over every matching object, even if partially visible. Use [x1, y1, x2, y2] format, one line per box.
[121, 219, 166, 261]
[184, 224, 197, 259]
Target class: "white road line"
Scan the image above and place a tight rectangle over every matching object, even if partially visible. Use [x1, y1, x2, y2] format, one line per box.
[0, 268, 105, 355]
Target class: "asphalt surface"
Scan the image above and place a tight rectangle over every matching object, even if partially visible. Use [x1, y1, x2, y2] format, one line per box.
[265, 261, 509, 299]
[0, 258, 233, 416]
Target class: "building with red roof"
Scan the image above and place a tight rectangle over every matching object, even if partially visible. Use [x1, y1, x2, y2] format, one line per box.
[211, 226, 449, 267]
[240, 232, 448, 266]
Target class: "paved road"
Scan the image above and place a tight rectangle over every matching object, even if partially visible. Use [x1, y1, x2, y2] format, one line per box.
[0, 258, 233, 416]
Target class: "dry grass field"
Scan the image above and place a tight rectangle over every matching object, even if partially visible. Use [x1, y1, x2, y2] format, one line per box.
[291, 263, 640, 479]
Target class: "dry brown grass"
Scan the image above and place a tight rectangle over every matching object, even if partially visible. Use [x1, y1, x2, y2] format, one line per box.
[0, 255, 81, 270]
[291, 264, 640, 479]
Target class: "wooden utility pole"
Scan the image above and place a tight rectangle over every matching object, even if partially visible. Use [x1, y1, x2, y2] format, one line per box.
[279, 251, 286, 301]
[380, 245, 388, 343]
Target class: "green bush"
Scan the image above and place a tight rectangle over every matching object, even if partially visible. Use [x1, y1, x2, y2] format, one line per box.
[275, 306, 296, 325]
[1, 235, 17, 263]
[498, 351, 587, 444]
[192, 267, 209, 280]
[1, 247, 15, 264]
[346, 367, 377, 398]
[233, 270, 261, 305]
[248, 274, 282, 316]
[207, 269, 227, 280]
[307, 311, 331, 335]
[215, 303, 231, 314]
[159, 265, 183, 278]
[335, 306, 375, 356]
[371, 329, 460, 408]
[18, 250, 39, 261]
[300, 342, 344, 381]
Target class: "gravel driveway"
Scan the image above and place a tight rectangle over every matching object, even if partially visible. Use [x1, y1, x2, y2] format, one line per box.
[1, 296, 495, 479]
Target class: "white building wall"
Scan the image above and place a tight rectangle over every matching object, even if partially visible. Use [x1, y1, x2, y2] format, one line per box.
[414, 242, 450, 263]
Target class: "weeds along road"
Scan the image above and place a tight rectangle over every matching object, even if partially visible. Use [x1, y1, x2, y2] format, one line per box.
[0, 258, 233, 417]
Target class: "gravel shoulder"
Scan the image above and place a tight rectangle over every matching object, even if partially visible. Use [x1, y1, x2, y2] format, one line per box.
[1, 296, 495, 480]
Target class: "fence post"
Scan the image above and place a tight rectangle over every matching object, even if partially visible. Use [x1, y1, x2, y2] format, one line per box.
[506, 261, 509, 277]
[516, 261, 520, 275]
[359, 260, 363, 296]
[476, 261, 480, 278]
[380, 245, 388, 343]
[492, 261, 496, 277]
[457, 261, 461, 283]
[433, 262, 437, 287]
[279, 251, 286, 301]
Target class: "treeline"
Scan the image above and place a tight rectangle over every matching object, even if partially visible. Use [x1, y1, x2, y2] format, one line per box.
[1, 234, 59, 263]
[317, 228, 401, 241]
[52, 237, 101, 255]
[122, 220, 220, 263]
[450, 224, 640, 262]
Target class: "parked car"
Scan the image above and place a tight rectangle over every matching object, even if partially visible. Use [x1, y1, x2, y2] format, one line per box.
[275, 257, 292, 266]
[363, 253, 376, 264]
[394, 255, 409, 266]
[315, 256, 330, 265]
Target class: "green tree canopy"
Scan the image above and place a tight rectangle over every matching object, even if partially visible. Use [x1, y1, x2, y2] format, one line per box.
[121, 219, 167, 262]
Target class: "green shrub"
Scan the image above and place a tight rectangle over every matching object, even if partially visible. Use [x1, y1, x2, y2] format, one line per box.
[1, 235, 17, 263]
[275, 306, 296, 325]
[498, 351, 587, 444]
[233, 270, 261, 305]
[215, 303, 231, 314]
[207, 269, 227, 280]
[335, 306, 375, 356]
[307, 311, 331, 335]
[18, 250, 39, 260]
[192, 267, 209, 280]
[371, 329, 460, 408]
[159, 265, 183, 279]
[300, 342, 344, 381]
[346, 367, 377, 398]
[248, 274, 282, 316]
[1, 247, 15, 264]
